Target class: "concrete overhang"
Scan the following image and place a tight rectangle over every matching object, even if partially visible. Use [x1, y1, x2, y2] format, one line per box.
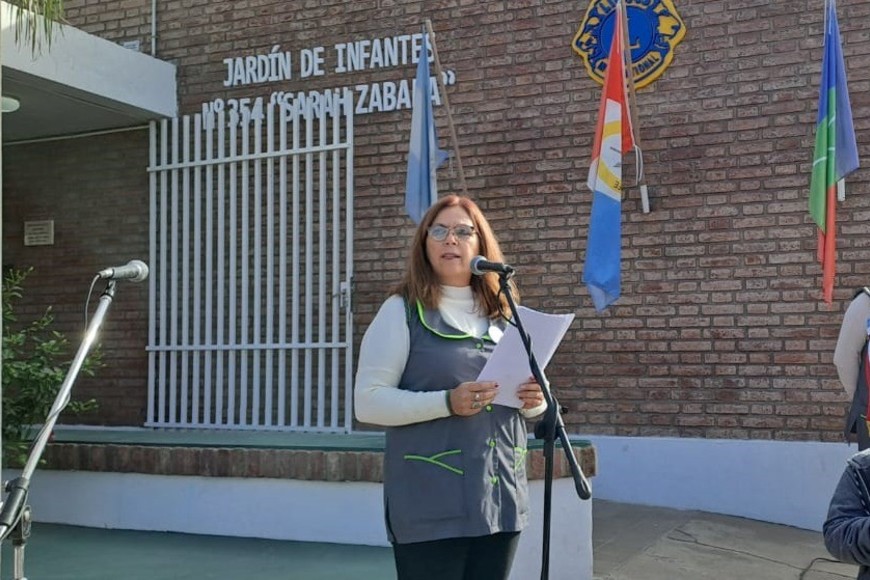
[1, 1, 177, 143]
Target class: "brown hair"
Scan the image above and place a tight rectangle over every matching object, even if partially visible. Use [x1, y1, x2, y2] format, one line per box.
[392, 195, 519, 319]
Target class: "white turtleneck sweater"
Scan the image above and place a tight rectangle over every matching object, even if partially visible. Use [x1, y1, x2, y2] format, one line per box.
[354, 285, 544, 426]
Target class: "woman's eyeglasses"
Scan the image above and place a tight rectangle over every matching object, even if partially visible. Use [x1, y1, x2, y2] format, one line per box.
[428, 224, 476, 242]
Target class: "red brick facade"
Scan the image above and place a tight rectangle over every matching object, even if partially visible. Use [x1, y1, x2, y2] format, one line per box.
[6, 0, 870, 441]
[5, 134, 151, 425]
[41, 441, 596, 483]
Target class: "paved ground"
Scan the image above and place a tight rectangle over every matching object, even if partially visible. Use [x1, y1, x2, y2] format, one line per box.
[0, 499, 858, 579]
[0, 525, 396, 580]
[592, 501, 856, 580]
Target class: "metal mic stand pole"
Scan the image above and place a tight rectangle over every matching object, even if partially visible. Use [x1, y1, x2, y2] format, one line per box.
[496, 272, 591, 580]
[0, 280, 118, 580]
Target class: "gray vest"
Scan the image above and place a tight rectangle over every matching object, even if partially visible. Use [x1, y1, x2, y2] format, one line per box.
[384, 299, 530, 544]
[846, 340, 870, 450]
[846, 289, 870, 450]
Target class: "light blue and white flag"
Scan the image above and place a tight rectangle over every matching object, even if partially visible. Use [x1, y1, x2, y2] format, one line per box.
[582, 2, 635, 311]
[405, 28, 448, 224]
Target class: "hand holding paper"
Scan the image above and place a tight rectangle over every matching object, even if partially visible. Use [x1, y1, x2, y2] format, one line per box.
[476, 306, 575, 408]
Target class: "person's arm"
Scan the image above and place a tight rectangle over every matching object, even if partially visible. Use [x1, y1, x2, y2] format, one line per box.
[824, 461, 870, 565]
[354, 296, 453, 427]
[834, 293, 870, 397]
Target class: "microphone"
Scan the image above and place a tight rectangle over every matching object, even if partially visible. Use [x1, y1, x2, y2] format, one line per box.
[97, 260, 149, 283]
[470, 255, 515, 276]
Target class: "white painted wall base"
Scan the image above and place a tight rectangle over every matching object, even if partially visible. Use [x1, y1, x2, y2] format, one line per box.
[584, 435, 856, 531]
[16, 470, 592, 580]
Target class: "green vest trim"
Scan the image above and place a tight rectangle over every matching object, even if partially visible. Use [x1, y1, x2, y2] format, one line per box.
[413, 299, 498, 342]
[403, 449, 465, 476]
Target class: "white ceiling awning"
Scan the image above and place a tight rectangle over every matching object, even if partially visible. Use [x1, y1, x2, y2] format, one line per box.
[1, 1, 177, 143]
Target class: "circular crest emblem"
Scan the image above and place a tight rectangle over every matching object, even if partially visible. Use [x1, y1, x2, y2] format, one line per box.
[573, 0, 686, 89]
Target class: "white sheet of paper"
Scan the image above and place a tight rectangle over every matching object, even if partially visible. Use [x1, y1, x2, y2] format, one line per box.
[477, 306, 575, 408]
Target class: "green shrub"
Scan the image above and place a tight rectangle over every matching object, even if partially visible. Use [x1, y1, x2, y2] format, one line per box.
[2, 267, 100, 466]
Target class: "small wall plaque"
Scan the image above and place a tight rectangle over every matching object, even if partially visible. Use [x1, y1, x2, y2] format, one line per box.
[24, 220, 55, 246]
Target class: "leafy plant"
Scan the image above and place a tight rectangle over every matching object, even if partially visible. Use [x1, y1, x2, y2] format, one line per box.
[2, 267, 100, 466]
[9, 0, 65, 54]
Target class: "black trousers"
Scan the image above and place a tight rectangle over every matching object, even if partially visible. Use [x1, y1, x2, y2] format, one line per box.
[392, 531, 521, 580]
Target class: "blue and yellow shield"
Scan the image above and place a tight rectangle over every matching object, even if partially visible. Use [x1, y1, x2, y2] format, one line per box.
[573, 0, 686, 89]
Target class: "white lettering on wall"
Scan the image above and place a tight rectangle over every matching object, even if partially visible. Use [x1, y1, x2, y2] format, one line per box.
[333, 33, 428, 73]
[210, 31, 456, 128]
[223, 45, 293, 87]
[300, 46, 326, 78]
[202, 70, 456, 129]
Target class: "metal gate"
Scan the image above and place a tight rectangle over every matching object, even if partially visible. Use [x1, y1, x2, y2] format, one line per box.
[145, 90, 354, 432]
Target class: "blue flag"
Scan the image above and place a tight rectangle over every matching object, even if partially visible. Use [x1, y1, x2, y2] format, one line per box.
[405, 30, 448, 224]
[809, 0, 859, 303]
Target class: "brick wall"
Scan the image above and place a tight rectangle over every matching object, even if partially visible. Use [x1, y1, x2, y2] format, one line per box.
[4, 133, 152, 425]
[42, 442, 597, 483]
[9, 0, 870, 441]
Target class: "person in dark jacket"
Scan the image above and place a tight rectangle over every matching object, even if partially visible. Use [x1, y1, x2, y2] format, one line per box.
[824, 448, 870, 579]
[834, 289, 870, 449]
[354, 195, 546, 580]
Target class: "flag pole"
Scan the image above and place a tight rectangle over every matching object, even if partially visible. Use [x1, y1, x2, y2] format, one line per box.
[424, 19, 468, 196]
[618, 0, 650, 213]
[833, 0, 844, 223]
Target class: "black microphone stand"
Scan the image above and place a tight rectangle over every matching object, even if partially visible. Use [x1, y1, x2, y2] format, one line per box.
[0, 280, 118, 579]
[496, 272, 591, 580]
